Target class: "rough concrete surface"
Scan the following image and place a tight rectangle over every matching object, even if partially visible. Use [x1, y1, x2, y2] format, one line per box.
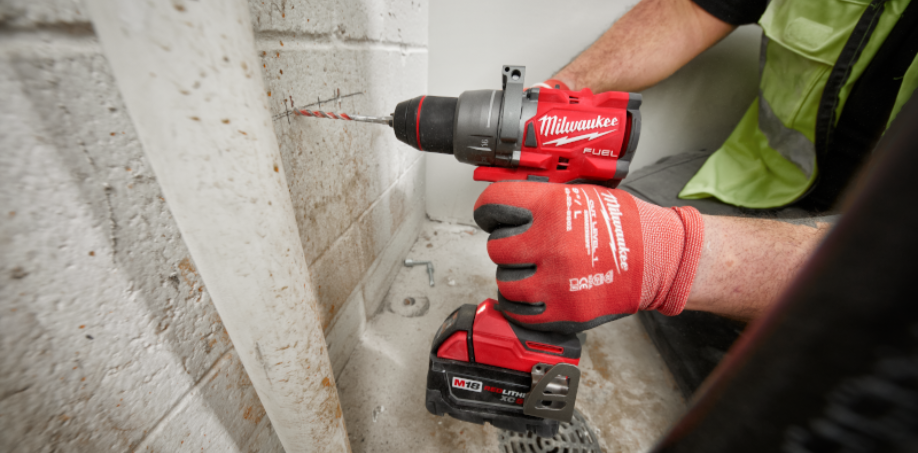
[86, 0, 358, 449]
[2, 0, 429, 450]
[254, 0, 429, 376]
[0, 0, 87, 28]
[0, 37, 282, 452]
[249, 0, 427, 46]
[337, 219, 687, 452]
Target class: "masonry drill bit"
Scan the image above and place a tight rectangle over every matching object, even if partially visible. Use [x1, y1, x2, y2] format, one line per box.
[293, 108, 393, 126]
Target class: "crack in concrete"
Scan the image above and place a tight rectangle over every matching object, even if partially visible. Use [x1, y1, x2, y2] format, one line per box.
[0, 384, 33, 402]
[255, 342, 273, 386]
[255, 30, 428, 52]
[0, 22, 95, 36]
[0, 28, 101, 56]
[102, 183, 118, 260]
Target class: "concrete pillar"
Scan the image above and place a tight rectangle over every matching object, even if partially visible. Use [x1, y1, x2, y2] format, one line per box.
[84, 0, 349, 451]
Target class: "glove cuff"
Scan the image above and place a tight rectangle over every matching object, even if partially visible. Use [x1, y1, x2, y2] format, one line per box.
[634, 199, 705, 316]
[656, 206, 705, 316]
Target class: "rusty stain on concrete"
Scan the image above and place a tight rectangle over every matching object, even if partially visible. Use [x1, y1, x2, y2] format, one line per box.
[177, 257, 198, 288]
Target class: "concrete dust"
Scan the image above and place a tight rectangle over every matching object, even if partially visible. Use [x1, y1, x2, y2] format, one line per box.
[336, 219, 685, 452]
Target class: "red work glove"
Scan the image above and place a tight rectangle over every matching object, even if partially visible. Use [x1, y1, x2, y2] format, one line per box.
[473, 181, 704, 333]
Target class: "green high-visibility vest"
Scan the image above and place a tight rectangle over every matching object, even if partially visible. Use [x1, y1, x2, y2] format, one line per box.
[679, 0, 918, 209]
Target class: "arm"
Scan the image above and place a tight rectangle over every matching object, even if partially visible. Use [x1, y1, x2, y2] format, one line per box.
[553, 0, 736, 92]
[687, 216, 832, 321]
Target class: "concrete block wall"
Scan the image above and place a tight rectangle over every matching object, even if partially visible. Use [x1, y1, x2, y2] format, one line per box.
[1, 0, 427, 451]
[249, 0, 428, 376]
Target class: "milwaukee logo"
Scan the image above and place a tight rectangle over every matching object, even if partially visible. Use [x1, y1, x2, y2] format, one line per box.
[451, 377, 483, 392]
[539, 114, 618, 136]
[538, 114, 619, 147]
[600, 191, 630, 271]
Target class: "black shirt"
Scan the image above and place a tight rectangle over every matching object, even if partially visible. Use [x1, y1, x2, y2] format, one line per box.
[692, 0, 769, 25]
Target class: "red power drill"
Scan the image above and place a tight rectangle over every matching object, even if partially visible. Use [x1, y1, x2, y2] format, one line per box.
[298, 65, 641, 436]
[390, 65, 641, 187]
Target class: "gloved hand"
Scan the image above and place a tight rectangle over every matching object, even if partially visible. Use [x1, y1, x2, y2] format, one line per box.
[473, 181, 704, 333]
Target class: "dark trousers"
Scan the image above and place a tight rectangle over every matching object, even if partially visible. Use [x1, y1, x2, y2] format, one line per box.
[618, 151, 837, 399]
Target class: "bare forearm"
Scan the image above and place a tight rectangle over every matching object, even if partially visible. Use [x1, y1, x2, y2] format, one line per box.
[554, 0, 735, 92]
[686, 216, 832, 321]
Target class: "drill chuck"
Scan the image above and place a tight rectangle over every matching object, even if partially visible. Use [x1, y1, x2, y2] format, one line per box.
[393, 86, 530, 169]
[393, 95, 459, 154]
[393, 66, 533, 165]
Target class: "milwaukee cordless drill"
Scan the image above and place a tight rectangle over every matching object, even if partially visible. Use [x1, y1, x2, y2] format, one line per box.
[296, 65, 641, 436]
[390, 65, 641, 187]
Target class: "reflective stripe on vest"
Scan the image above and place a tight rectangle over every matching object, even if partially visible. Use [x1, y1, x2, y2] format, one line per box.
[758, 35, 817, 179]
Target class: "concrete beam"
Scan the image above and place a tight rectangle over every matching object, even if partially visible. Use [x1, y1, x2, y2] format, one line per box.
[83, 0, 349, 451]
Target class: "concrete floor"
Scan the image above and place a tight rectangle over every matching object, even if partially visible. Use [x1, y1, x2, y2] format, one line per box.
[336, 220, 686, 452]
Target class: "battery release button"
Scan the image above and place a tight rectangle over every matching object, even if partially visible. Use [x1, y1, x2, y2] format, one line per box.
[437, 331, 470, 362]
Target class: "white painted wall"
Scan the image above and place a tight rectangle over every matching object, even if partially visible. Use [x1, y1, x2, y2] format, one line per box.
[426, 0, 762, 224]
[1, 0, 428, 451]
